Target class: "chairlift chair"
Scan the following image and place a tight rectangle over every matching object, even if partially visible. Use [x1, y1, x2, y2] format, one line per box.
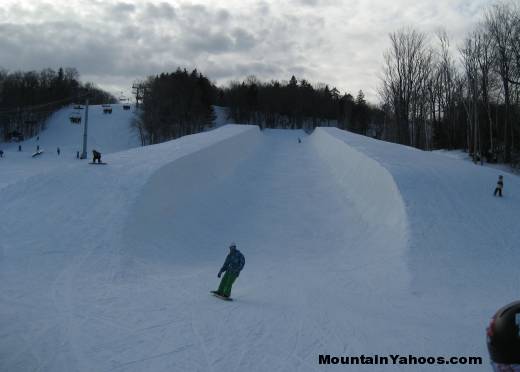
[69, 112, 82, 124]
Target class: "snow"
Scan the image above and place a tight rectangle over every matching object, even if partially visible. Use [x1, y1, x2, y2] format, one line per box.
[317, 127, 520, 367]
[434, 148, 520, 176]
[0, 104, 140, 190]
[210, 105, 230, 128]
[1, 108, 519, 371]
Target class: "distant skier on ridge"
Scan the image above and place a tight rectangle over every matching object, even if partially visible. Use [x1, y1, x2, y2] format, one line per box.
[493, 175, 504, 197]
[212, 243, 245, 299]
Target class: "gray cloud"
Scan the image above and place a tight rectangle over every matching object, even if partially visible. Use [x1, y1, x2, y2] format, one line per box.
[182, 31, 235, 54]
[111, 2, 136, 14]
[143, 2, 176, 20]
[0, 0, 497, 101]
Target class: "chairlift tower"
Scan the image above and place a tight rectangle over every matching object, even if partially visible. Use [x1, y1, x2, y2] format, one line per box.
[80, 99, 89, 159]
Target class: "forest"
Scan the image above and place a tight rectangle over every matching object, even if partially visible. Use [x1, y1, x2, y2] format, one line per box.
[0, 67, 116, 141]
[220, 75, 382, 135]
[131, 71, 382, 145]
[131, 68, 218, 145]
[379, 2, 520, 165]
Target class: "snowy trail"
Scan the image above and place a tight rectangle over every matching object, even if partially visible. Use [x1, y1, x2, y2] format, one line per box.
[1, 128, 411, 371]
[117, 129, 411, 371]
[2, 124, 515, 371]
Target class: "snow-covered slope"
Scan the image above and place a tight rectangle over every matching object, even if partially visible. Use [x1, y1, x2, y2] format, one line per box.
[2, 103, 141, 155]
[0, 104, 140, 190]
[315, 127, 520, 364]
[1, 123, 518, 371]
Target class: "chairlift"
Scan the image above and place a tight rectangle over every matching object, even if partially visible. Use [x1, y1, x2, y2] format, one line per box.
[103, 105, 113, 114]
[123, 104, 131, 110]
[69, 112, 82, 124]
[73, 104, 84, 110]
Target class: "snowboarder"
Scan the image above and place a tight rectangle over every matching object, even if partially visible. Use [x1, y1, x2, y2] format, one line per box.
[493, 175, 504, 197]
[76, 151, 80, 159]
[298, 138, 302, 143]
[92, 150, 102, 164]
[212, 243, 245, 299]
[36, 145, 40, 152]
[0, 150, 3, 158]
[487, 300, 520, 371]
[18, 145, 21, 152]
[57, 147, 60, 155]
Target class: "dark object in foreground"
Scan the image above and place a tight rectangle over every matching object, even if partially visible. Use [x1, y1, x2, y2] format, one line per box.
[210, 291, 233, 301]
[487, 300, 520, 369]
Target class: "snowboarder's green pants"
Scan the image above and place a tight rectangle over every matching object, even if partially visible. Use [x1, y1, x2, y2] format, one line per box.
[218, 271, 238, 297]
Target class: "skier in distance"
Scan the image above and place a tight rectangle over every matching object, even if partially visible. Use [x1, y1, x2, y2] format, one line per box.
[494, 175, 504, 197]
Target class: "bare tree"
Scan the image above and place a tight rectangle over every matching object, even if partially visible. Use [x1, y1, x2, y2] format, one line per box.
[460, 35, 481, 161]
[380, 28, 432, 147]
[486, 2, 517, 162]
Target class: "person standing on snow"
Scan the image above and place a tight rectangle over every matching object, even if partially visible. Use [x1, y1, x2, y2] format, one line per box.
[494, 175, 504, 197]
[213, 243, 245, 298]
[92, 149, 102, 163]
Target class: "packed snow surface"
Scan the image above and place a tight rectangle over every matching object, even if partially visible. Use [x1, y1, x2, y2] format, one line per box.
[1, 108, 519, 371]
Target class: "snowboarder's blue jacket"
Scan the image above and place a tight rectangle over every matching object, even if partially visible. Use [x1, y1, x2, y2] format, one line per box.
[219, 249, 245, 275]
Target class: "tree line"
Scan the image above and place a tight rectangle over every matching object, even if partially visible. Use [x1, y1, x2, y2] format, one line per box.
[380, 1, 520, 165]
[133, 71, 384, 146]
[0, 67, 116, 141]
[132, 68, 218, 145]
[220, 75, 383, 135]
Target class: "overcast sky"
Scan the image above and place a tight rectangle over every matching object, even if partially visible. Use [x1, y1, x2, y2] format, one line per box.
[0, 0, 494, 102]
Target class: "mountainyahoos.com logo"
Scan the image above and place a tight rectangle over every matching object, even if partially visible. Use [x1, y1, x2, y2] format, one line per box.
[319, 354, 483, 366]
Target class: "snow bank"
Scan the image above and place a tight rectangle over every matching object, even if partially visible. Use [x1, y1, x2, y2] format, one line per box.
[310, 127, 408, 246]
[0, 124, 262, 372]
[123, 125, 263, 262]
[313, 127, 520, 364]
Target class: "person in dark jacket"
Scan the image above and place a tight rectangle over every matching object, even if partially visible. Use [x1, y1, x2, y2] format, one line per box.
[494, 175, 504, 197]
[213, 243, 245, 298]
[92, 150, 102, 163]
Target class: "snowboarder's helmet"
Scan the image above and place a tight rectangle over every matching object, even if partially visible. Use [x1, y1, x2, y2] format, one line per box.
[487, 301, 520, 364]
